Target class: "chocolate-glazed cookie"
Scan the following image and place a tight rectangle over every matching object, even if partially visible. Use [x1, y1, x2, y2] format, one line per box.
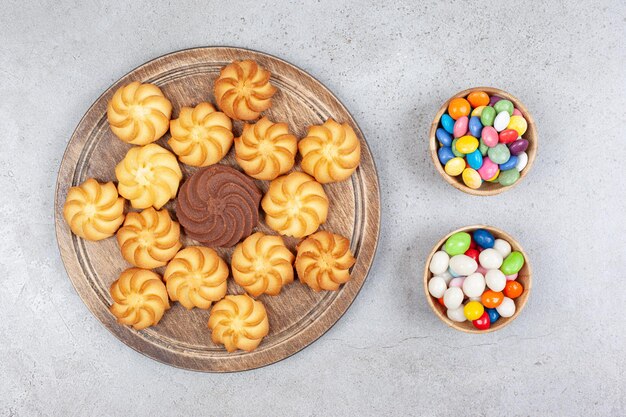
[176, 165, 261, 247]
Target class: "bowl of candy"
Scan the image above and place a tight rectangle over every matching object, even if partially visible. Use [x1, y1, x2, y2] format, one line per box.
[423, 225, 532, 333]
[429, 87, 537, 195]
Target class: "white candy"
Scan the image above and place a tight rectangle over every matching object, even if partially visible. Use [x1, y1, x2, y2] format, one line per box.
[515, 151, 528, 171]
[439, 270, 453, 285]
[443, 287, 463, 310]
[462, 272, 486, 298]
[494, 111, 511, 132]
[493, 239, 512, 258]
[479, 249, 503, 270]
[496, 297, 516, 317]
[449, 254, 478, 276]
[447, 306, 467, 322]
[428, 276, 447, 298]
[485, 269, 506, 292]
[429, 251, 450, 275]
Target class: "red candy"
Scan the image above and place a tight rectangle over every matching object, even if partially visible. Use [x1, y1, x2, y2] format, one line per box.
[499, 129, 518, 144]
[472, 311, 491, 330]
[465, 248, 480, 262]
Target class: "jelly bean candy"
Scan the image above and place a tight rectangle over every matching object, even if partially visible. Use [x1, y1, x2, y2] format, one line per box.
[466, 149, 483, 170]
[472, 229, 495, 249]
[471, 106, 486, 117]
[450, 255, 478, 276]
[428, 276, 447, 298]
[453, 116, 469, 138]
[480, 106, 496, 126]
[485, 269, 506, 292]
[499, 155, 519, 171]
[429, 250, 450, 274]
[441, 114, 455, 134]
[496, 297, 516, 317]
[472, 311, 491, 330]
[493, 111, 511, 132]
[481, 290, 504, 308]
[485, 307, 500, 323]
[487, 143, 510, 164]
[462, 168, 482, 189]
[464, 248, 480, 262]
[451, 138, 464, 157]
[444, 157, 465, 176]
[436, 128, 453, 147]
[493, 239, 511, 258]
[444, 232, 471, 256]
[456, 135, 479, 154]
[498, 169, 520, 186]
[515, 152, 528, 171]
[467, 91, 490, 108]
[477, 156, 498, 180]
[499, 129, 518, 144]
[487, 170, 500, 182]
[494, 99, 514, 116]
[481, 126, 499, 147]
[438, 146, 455, 165]
[447, 306, 466, 322]
[468, 116, 483, 138]
[464, 301, 484, 321]
[443, 287, 464, 309]
[504, 280, 524, 299]
[508, 139, 529, 155]
[489, 95, 502, 106]
[448, 98, 471, 120]
[462, 272, 485, 297]
[507, 115, 528, 136]
[501, 251, 524, 275]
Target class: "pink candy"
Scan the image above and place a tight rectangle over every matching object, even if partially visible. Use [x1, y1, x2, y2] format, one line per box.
[453, 116, 468, 138]
[449, 277, 465, 288]
[481, 126, 499, 147]
[477, 157, 498, 180]
[506, 273, 518, 281]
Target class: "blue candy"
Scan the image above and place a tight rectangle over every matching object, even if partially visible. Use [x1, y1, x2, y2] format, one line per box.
[485, 308, 500, 324]
[441, 114, 455, 134]
[466, 149, 483, 170]
[469, 116, 483, 138]
[437, 146, 455, 165]
[473, 229, 495, 249]
[499, 155, 519, 171]
[436, 128, 453, 147]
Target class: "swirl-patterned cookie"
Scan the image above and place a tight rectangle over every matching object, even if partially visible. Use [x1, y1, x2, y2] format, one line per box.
[168, 102, 234, 167]
[295, 231, 356, 291]
[214, 60, 277, 121]
[176, 165, 261, 247]
[208, 295, 269, 352]
[116, 207, 182, 269]
[234, 117, 297, 180]
[109, 268, 170, 330]
[163, 247, 229, 310]
[231, 232, 295, 297]
[107, 81, 172, 145]
[261, 172, 329, 238]
[299, 118, 361, 183]
[63, 178, 125, 241]
[115, 144, 183, 209]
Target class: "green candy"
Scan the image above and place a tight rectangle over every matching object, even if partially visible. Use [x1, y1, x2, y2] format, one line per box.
[487, 144, 511, 164]
[499, 169, 520, 186]
[494, 99, 514, 116]
[444, 232, 471, 256]
[480, 106, 496, 126]
[478, 138, 488, 156]
[501, 251, 525, 275]
[451, 138, 464, 157]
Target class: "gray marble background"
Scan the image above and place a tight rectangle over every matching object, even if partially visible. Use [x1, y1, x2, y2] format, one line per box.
[1, 1, 624, 416]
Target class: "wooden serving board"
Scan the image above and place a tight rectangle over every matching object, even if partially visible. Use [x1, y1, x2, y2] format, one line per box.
[54, 47, 380, 372]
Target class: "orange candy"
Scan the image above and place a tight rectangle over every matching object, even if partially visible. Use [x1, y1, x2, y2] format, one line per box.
[447, 98, 471, 120]
[481, 290, 504, 308]
[467, 91, 490, 108]
[504, 281, 524, 299]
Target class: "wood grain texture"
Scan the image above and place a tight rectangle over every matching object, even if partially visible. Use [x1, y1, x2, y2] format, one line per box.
[423, 225, 532, 333]
[429, 87, 537, 196]
[54, 47, 381, 372]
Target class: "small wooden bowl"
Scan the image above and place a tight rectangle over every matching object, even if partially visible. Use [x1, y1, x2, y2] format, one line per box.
[429, 87, 537, 196]
[423, 225, 532, 333]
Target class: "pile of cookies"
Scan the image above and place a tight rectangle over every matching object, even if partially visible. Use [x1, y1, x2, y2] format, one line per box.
[63, 60, 361, 353]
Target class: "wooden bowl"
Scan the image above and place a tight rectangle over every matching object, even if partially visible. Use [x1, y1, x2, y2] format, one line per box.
[423, 225, 532, 333]
[429, 87, 537, 196]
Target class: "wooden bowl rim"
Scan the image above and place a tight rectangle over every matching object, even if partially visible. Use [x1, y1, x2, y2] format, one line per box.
[422, 225, 532, 333]
[428, 87, 538, 196]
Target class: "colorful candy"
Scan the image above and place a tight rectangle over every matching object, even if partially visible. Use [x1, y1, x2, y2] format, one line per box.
[448, 98, 471, 120]
[472, 311, 491, 330]
[443, 232, 471, 256]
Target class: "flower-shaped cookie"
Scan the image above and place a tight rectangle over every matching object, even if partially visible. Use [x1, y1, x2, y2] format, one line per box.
[295, 231, 356, 291]
[261, 172, 329, 238]
[231, 232, 295, 297]
[168, 102, 234, 167]
[115, 144, 183, 209]
[299, 118, 361, 183]
[214, 60, 277, 121]
[63, 178, 125, 241]
[208, 295, 269, 352]
[116, 207, 182, 269]
[163, 246, 229, 310]
[109, 268, 170, 330]
[234, 117, 297, 180]
[107, 81, 172, 145]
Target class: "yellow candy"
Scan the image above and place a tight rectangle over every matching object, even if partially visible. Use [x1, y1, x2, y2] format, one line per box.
[507, 115, 528, 136]
[456, 135, 479, 154]
[462, 168, 482, 189]
[471, 106, 486, 117]
[444, 157, 465, 176]
[487, 169, 500, 182]
[464, 301, 484, 321]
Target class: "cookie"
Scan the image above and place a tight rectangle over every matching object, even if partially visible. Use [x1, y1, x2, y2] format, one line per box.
[168, 102, 234, 167]
[299, 118, 361, 183]
[107, 81, 172, 145]
[208, 294, 269, 352]
[163, 246, 229, 310]
[109, 268, 170, 330]
[115, 144, 183, 209]
[231, 232, 295, 297]
[63, 178, 125, 241]
[261, 172, 329, 238]
[295, 231, 356, 291]
[176, 165, 261, 247]
[116, 207, 182, 269]
[214, 60, 277, 121]
[234, 117, 297, 180]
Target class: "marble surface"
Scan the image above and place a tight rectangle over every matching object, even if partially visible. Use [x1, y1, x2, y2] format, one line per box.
[1, 1, 624, 415]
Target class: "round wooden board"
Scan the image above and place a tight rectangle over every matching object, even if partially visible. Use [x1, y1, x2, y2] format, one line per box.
[54, 47, 380, 372]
